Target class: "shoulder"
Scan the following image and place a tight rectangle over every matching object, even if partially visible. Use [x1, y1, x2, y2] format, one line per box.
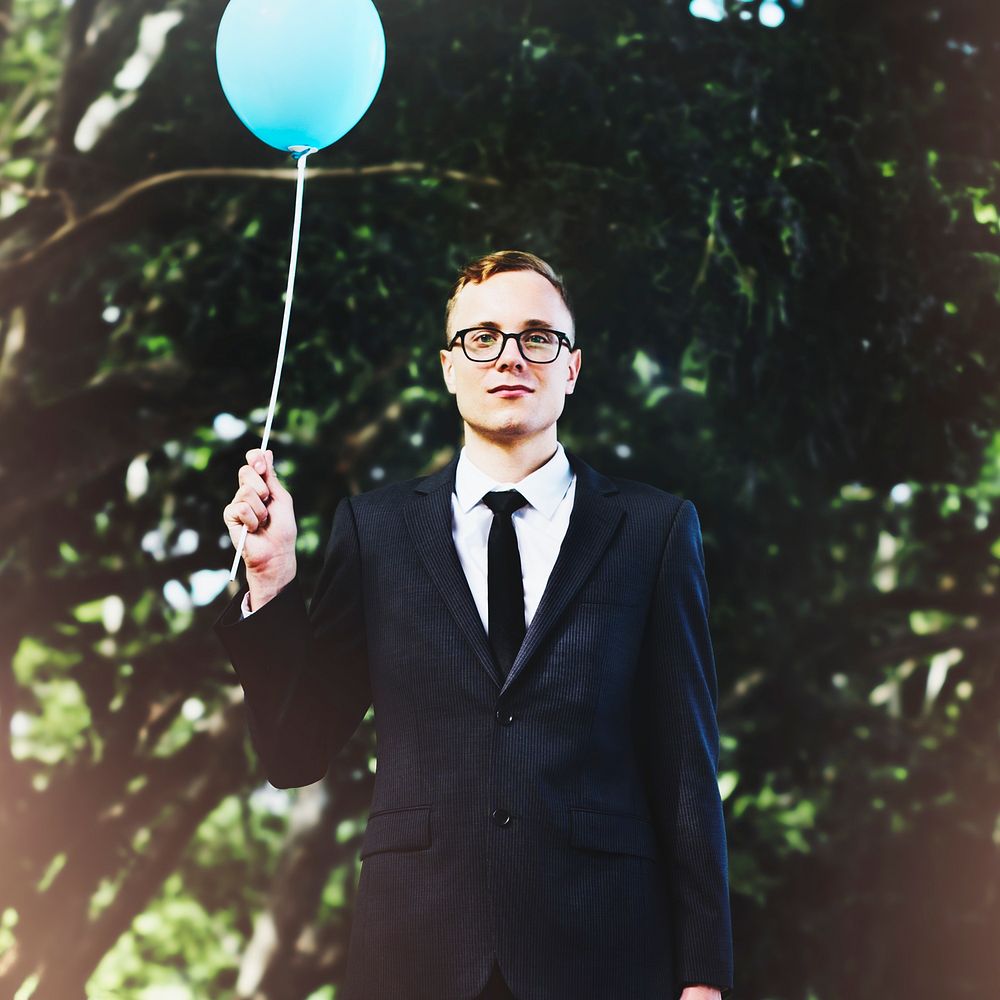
[604, 473, 684, 506]
[593, 473, 705, 566]
[582, 462, 693, 527]
[615, 478, 695, 537]
[346, 466, 439, 511]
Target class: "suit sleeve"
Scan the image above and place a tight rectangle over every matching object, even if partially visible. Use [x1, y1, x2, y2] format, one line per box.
[634, 499, 734, 999]
[212, 495, 372, 789]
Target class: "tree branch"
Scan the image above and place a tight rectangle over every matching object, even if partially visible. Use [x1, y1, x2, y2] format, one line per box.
[0, 160, 501, 313]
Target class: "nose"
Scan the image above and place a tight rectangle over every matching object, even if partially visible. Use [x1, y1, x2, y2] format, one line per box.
[496, 335, 524, 369]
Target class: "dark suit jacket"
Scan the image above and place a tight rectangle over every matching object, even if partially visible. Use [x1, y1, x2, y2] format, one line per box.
[213, 448, 734, 1000]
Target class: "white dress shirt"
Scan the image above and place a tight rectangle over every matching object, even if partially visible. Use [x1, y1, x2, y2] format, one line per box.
[240, 441, 577, 626]
[450, 441, 575, 633]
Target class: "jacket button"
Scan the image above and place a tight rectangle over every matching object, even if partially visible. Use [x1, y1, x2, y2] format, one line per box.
[491, 808, 511, 826]
[495, 708, 514, 725]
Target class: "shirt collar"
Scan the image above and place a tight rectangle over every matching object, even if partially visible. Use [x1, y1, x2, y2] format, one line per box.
[455, 441, 574, 520]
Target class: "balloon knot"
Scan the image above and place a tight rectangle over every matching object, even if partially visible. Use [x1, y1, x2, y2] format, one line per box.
[288, 145, 318, 161]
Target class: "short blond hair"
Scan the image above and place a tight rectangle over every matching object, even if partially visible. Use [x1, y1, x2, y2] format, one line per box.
[444, 250, 575, 347]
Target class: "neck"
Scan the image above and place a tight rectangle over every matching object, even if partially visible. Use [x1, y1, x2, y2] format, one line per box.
[462, 425, 559, 483]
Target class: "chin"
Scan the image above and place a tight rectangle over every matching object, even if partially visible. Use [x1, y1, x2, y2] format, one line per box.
[488, 421, 530, 438]
[464, 414, 532, 440]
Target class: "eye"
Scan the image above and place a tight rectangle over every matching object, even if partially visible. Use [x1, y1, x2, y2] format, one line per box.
[470, 330, 498, 345]
[524, 330, 556, 344]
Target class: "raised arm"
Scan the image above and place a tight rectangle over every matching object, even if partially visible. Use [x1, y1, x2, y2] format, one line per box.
[215, 452, 371, 787]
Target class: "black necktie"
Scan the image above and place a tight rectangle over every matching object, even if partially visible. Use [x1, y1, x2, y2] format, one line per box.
[481, 490, 530, 679]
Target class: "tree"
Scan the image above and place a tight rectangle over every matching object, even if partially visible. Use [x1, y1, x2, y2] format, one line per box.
[1, 0, 997, 997]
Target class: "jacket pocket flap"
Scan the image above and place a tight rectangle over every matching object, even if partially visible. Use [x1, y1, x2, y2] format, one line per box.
[360, 805, 432, 859]
[569, 807, 658, 860]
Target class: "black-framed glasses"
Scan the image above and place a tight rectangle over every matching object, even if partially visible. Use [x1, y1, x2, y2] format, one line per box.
[448, 327, 574, 363]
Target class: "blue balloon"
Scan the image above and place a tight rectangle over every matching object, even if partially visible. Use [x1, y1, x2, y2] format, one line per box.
[216, 0, 386, 154]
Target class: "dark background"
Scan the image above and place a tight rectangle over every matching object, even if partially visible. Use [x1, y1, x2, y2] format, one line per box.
[0, 0, 997, 997]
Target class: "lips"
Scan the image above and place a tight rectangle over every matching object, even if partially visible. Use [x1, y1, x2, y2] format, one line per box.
[488, 385, 533, 393]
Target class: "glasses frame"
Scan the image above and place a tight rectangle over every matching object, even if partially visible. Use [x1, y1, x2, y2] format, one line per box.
[448, 327, 575, 364]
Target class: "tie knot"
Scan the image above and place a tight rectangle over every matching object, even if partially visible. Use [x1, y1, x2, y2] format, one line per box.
[482, 489, 529, 517]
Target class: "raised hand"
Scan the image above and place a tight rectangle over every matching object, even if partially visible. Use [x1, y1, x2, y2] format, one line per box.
[224, 448, 298, 590]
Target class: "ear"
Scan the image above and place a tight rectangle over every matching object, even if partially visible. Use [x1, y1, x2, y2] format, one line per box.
[440, 348, 457, 395]
[564, 348, 582, 395]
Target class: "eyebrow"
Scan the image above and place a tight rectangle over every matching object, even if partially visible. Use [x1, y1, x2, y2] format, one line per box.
[473, 319, 557, 329]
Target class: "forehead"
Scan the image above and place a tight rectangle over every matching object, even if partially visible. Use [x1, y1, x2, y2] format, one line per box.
[451, 270, 572, 329]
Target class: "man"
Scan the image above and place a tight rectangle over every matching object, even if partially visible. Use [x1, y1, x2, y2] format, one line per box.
[215, 250, 734, 1000]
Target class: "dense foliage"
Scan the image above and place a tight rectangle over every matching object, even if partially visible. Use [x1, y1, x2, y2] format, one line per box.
[0, 0, 997, 997]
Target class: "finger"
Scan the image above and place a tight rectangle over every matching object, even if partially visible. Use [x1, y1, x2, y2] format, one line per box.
[261, 449, 284, 496]
[236, 486, 269, 521]
[245, 448, 268, 476]
[237, 499, 266, 532]
[225, 500, 261, 532]
[238, 465, 270, 501]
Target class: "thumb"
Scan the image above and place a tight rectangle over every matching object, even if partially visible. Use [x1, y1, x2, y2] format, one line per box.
[262, 449, 285, 496]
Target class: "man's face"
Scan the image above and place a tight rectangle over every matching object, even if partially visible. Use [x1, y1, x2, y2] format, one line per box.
[439, 270, 582, 443]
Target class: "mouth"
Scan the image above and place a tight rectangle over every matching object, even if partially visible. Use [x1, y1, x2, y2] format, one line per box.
[489, 386, 533, 396]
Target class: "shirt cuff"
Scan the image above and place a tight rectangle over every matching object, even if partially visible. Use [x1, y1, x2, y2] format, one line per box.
[678, 983, 732, 999]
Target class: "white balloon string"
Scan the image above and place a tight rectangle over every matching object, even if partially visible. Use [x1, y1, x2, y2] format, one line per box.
[230, 147, 315, 582]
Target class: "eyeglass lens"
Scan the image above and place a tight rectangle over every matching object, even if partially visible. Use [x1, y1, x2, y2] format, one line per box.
[464, 328, 561, 362]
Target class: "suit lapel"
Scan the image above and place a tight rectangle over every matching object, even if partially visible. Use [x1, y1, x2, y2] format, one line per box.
[500, 450, 623, 694]
[404, 453, 500, 684]
[404, 448, 624, 692]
